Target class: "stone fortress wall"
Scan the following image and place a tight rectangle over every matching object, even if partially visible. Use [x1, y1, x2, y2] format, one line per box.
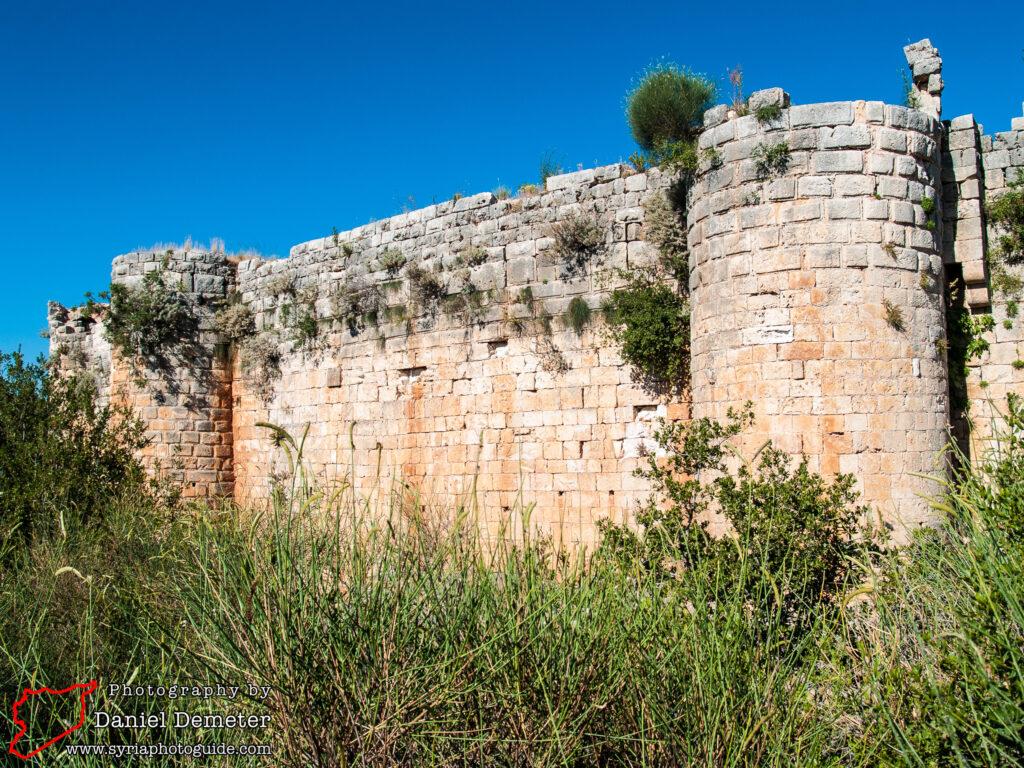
[48, 40, 1024, 544]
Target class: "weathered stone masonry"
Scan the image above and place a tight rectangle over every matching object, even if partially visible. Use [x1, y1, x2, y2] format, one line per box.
[690, 97, 949, 535]
[48, 41, 1024, 544]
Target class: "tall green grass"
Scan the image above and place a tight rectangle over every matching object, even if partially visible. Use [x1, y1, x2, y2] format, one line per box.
[2, 399, 1023, 766]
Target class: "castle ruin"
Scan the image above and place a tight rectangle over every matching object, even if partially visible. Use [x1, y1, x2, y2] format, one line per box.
[47, 41, 1024, 545]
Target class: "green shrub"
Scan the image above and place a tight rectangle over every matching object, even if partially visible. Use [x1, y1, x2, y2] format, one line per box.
[267, 273, 294, 297]
[292, 307, 319, 349]
[754, 103, 782, 124]
[406, 264, 446, 309]
[565, 296, 591, 334]
[753, 141, 791, 180]
[442, 285, 486, 325]
[987, 181, 1024, 265]
[239, 333, 281, 401]
[600, 404, 875, 640]
[379, 248, 407, 276]
[539, 151, 562, 185]
[901, 67, 921, 108]
[214, 299, 254, 342]
[0, 352, 149, 555]
[602, 281, 689, 385]
[333, 279, 384, 336]
[462, 245, 489, 267]
[105, 269, 193, 360]
[625, 63, 716, 154]
[552, 215, 604, 277]
[883, 298, 905, 331]
[642, 190, 689, 281]
[627, 150, 653, 172]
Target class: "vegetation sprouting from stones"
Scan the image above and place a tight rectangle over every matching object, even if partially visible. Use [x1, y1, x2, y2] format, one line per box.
[105, 266, 193, 361]
[987, 181, 1024, 265]
[625, 62, 716, 170]
[753, 141, 791, 180]
[602, 189, 691, 389]
[551, 215, 604, 278]
[565, 297, 591, 335]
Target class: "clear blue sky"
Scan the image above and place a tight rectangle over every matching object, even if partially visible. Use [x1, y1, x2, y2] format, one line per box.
[2, 0, 1021, 359]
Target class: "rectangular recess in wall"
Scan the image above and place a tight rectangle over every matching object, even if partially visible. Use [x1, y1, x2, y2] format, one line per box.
[487, 339, 509, 358]
[633, 405, 659, 420]
[400, 366, 427, 383]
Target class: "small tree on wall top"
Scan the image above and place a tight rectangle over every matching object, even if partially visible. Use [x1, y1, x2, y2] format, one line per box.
[626, 62, 717, 166]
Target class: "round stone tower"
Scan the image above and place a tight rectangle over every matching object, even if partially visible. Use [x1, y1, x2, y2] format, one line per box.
[688, 96, 949, 539]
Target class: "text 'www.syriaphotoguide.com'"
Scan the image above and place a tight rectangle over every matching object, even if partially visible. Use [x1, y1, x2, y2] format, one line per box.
[64, 742, 272, 757]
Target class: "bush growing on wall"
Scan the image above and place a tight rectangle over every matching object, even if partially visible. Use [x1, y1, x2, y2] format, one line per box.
[987, 180, 1024, 266]
[552, 215, 604, 278]
[105, 268, 193, 360]
[602, 280, 690, 386]
[602, 189, 691, 388]
[641, 190, 689, 281]
[214, 299, 254, 342]
[626, 62, 716, 166]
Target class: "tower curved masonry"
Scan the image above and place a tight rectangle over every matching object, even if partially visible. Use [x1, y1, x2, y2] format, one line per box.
[688, 95, 949, 539]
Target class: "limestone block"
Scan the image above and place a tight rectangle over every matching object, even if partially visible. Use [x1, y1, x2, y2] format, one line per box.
[789, 102, 854, 128]
[947, 130, 976, 151]
[703, 104, 728, 128]
[912, 58, 941, 78]
[864, 101, 885, 123]
[864, 199, 888, 219]
[812, 151, 863, 173]
[742, 325, 794, 345]
[748, 87, 790, 112]
[545, 168, 595, 191]
[821, 124, 872, 149]
[798, 176, 833, 197]
[903, 39, 935, 66]
[962, 260, 987, 283]
[835, 176, 874, 197]
[505, 258, 535, 286]
[765, 178, 795, 200]
[827, 199, 861, 219]
[965, 286, 991, 307]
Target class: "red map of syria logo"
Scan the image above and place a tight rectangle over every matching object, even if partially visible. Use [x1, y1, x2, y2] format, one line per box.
[8, 681, 97, 759]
